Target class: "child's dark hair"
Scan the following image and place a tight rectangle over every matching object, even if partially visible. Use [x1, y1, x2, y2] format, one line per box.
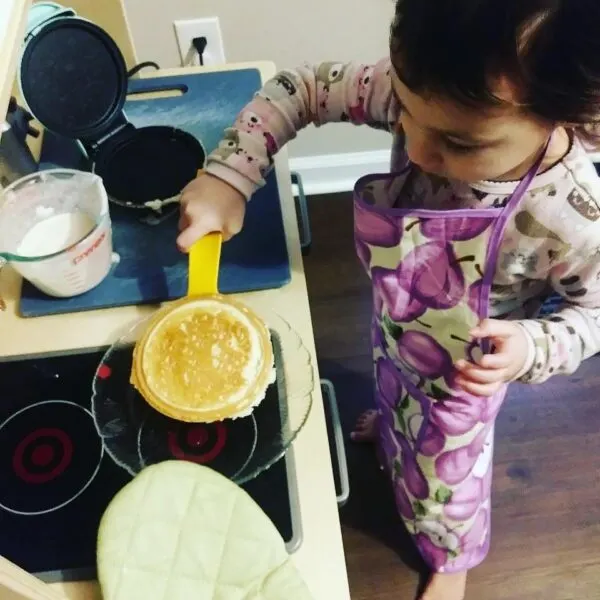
[390, 0, 600, 134]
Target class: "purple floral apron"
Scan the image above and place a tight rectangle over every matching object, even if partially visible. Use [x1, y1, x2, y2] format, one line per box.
[353, 148, 546, 573]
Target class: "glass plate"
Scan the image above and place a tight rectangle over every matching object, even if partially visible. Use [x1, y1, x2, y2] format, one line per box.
[91, 300, 314, 484]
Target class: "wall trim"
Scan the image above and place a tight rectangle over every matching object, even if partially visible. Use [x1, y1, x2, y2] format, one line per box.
[289, 149, 600, 197]
[289, 149, 391, 196]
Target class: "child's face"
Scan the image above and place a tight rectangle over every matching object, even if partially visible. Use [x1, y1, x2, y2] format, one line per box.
[391, 71, 554, 183]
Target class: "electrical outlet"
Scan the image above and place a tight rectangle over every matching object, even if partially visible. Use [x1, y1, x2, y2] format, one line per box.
[173, 17, 226, 67]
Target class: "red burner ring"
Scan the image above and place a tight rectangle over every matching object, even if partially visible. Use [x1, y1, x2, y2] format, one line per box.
[12, 428, 73, 484]
[167, 423, 227, 464]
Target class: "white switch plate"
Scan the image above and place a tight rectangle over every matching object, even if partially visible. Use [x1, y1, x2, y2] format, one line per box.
[173, 17, 226, 67]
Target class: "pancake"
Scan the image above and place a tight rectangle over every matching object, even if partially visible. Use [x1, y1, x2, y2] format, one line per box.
[131, 295, 275, 422]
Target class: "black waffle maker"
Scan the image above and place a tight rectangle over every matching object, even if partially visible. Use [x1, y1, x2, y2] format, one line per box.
[18, 11, 206, 211]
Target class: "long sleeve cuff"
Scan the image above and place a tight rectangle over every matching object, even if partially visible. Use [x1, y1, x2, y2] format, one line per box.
[205, 161, 258, 201]
[514, 322, 537, 381]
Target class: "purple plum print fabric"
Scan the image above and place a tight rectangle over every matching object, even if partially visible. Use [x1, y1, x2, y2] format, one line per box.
[353, 173, 514, 574]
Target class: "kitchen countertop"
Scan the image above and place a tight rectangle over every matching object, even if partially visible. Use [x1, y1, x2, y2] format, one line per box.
[0, 62, 351, 599]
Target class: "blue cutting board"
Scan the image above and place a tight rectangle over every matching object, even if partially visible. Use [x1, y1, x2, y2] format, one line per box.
[20, 69, 291, 318]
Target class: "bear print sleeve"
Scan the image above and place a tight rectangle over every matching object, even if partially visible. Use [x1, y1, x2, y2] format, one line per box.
[517, 248, 600, 384]
[205, 58, 399, 200]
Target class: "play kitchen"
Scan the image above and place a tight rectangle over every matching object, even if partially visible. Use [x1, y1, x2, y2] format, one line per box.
[0, 3, 350, 599]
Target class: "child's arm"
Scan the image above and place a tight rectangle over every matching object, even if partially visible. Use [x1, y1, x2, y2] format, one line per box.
[205, 58, 398, 200]
[517, 254, 600, 383]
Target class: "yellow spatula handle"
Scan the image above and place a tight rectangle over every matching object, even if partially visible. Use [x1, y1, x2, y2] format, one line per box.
[188, 232, 222, 296]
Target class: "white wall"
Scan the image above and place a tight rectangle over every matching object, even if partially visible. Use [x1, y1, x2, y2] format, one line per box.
[124, 0, 395, 166]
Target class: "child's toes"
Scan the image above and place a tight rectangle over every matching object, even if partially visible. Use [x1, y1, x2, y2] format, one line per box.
[350, 410, 379, 442]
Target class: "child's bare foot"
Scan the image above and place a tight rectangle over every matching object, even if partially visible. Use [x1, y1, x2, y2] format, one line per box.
[421, 572, 467, 600]
[350, 409, 379, 442]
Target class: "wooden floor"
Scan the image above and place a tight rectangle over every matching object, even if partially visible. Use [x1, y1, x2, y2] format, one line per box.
[302, 193, 600, 600]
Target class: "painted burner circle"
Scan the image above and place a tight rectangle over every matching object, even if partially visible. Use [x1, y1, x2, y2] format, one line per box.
[137, 411, 258, 479]
[0, 401, 103, 516]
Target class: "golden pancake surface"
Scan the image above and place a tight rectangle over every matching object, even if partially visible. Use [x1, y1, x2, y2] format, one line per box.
[131, 295, 275, 422]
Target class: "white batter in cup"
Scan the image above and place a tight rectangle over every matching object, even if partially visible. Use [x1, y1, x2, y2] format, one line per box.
[0, 169, 115, 297]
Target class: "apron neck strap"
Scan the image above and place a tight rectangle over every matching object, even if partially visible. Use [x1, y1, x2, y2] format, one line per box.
[504, 134, 552, 212]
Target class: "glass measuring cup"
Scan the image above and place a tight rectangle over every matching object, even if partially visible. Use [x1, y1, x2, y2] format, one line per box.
[0, 169, 114, 298]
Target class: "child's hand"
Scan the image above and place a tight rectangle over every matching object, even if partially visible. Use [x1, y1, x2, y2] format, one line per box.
[454, 319, 530, 396]
[177, 173, 246, 252]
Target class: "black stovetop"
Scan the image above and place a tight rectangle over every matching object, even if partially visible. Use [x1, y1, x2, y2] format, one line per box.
[0, 349, 298, 582]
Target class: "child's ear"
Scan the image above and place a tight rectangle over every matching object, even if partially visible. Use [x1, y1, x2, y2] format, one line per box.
[575, 123, 600, 153]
